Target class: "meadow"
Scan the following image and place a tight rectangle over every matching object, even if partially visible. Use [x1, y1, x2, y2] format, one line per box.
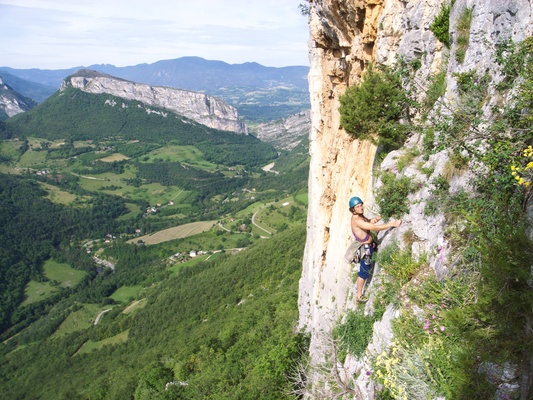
[128, 220, 217, 245]
[43, 259, 86, 287]
[22, 260, 87, 305]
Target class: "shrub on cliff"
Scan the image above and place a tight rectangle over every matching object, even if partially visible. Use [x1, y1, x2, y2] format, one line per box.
[430, 1, 454, 48]
[339, 64, 410, 152]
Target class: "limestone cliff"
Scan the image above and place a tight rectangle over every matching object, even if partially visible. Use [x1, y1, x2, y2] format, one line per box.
[61, 69, 248, 134]
[254, 110, 311, 150]
[299, 0, 533, 397]
[0, 76, 37, 118]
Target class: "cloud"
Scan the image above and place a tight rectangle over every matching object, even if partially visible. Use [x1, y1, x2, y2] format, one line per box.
[0, 0, 309, 69]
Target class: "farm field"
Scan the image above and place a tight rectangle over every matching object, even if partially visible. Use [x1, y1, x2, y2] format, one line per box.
[52, 303, 102, 337]
[39, 182, 80, 204]
[21, 280, 57, 306]
[43, 259, 86, 287]
[129, 220, 217, 245]
[110, 286, 143, 303]
[19, 147, 47, 167]
[122, 299, 147, 314]
[99, 153, 130, 162]
[76, 330, 130, 354]
[142, 145, 219, 171]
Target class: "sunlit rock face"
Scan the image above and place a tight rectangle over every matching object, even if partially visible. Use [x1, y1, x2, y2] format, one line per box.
[254, 110, 311, 150]
[300, 0, 533, 396]
[0, 77, 36, 117]
[62, 69, 248, 134]
[300, 0, 386, 376]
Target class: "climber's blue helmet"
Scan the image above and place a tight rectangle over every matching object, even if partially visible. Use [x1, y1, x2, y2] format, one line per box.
[349, 196, 363, 208]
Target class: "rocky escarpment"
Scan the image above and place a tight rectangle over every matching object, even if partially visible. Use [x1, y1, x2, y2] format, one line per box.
[300, 0, 391, 362]
[61, 69, 248, 134]
[0, 76, 37, 118]
[299, 0, 533, 397]
[254, 110, 311, 150]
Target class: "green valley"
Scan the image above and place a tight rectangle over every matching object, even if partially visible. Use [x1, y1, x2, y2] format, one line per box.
[0, 83, 310, 399]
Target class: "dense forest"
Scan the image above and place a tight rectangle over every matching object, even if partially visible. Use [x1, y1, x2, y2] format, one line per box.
[0, 174, 129, 333]
[1, 225, 308, 399]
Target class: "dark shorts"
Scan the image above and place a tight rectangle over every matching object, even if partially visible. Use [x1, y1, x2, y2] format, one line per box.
[358, 244, 374, 280]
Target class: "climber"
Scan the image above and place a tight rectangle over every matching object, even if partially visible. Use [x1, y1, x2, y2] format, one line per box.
[348, 196, 402, 303]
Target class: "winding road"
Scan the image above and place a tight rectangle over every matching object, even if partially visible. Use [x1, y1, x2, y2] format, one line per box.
[94, 308, 112, 325]
[252, 209, 271, 235]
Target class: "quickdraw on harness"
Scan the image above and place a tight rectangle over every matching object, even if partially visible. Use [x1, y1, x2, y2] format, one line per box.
[352, 243, 376, 264]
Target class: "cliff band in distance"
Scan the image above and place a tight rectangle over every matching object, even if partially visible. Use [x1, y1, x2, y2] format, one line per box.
[62, 69, 248, 134]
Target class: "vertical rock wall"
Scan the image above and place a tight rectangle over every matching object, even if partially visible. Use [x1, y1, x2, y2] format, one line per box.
[299, 0, 533, 395]
[299, 0, 394, 358]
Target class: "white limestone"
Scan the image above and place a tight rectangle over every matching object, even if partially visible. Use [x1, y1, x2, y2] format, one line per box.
[62, 71, 248, 134]
[300, 0, 533, 397]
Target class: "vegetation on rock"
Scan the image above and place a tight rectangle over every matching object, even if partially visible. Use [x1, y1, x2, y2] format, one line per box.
[430, 0, 455, 49]
[339, 64, 411, 152]
[336, 36, 533, 399]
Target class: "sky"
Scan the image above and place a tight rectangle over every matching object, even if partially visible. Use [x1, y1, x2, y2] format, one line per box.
[0, 0, 310, 70]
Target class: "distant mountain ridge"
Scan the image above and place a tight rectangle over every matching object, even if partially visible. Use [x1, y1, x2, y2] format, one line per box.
[0, 70, 55, 103]
[0, 57, 310, 122]
[92, 57, 309, 92]
[1, 57, 309, 91]
[64, 69, 247, 134]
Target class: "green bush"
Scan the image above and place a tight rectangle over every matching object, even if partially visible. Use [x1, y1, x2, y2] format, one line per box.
[453, 205, 533, 398]
[376, 172, 415, 219]
[335, 309, 378, 360]
[495, 36, 533, 91]
[396, 147, 420, 172]
[373, 268, 479, 398]
[424, 175, 450, 216]
[422, 71, 447, 118]
[430, 1, 454, 48]
[452, 70, 491, 127]
[378, 248, 427, 286]
[339, 64, 410, 152]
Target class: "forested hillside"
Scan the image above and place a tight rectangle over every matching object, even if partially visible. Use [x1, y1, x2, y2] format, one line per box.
[3, 88, 277, 167]
[0, 174, 127, 333]
[1, 225, 308, 399]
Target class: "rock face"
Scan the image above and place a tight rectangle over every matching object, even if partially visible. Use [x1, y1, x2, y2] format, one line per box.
[299, 0, 390, 365]
[0, 76, 37, 118]
[254, 110, 311, 150]
[299, 0, 533, 397]
[61, 69, 248, 134]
